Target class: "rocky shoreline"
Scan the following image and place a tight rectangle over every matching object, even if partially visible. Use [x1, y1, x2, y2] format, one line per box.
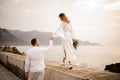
[105, 63, 120, 74]
[0, 46, 25, 55]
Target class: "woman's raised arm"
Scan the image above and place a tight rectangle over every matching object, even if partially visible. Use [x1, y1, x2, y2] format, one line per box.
[52, 21, 64, 38]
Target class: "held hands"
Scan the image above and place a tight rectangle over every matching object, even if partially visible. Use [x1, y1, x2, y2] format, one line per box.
[50, 35, 54, 40]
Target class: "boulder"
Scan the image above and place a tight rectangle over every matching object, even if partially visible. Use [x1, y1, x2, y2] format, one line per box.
[105, 63, 120, 74]
[12, 47, 21, 54]
[3, 46, 10, 52]
[0, 46, 3, 52]
[7, 47, 14, 53]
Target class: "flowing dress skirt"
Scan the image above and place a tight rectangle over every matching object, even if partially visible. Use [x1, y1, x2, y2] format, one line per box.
[62, 32, 77, 61]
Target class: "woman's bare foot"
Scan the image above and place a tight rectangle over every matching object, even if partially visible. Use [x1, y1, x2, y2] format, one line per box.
[60, 62, 66, 66]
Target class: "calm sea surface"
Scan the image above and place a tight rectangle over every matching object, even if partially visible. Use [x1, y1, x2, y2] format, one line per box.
[16, 45, 120, 70]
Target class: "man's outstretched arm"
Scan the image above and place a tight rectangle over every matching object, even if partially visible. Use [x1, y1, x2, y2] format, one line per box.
[43, 36, 54, 53]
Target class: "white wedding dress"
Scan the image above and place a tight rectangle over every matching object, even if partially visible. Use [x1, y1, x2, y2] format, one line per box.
[53, 21, 77, 62]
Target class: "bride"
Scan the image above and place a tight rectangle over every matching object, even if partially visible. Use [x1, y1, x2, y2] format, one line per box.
[52, 13, 77, 70]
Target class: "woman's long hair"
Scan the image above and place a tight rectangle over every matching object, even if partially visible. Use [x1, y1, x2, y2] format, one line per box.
[59, 13, 70, 23]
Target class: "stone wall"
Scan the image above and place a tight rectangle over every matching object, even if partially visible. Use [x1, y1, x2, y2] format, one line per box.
[0, 52, 26, 80]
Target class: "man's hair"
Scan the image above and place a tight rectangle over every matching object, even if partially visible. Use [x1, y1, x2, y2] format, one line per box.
[31, 38, 37, 46]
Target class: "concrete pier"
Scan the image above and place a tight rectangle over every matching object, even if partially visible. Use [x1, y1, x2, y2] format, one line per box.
[0, 52, 120, 80]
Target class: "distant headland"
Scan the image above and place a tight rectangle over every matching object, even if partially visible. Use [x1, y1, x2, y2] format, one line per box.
[0, 27, 100, 46]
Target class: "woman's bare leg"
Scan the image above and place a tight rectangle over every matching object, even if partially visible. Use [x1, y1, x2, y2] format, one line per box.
[62, 49, 66, 63]
[63, 49, 73, 70]
[68, 61, 73, 70]
[68, 61, 72, 65]
[63, 49, 72, 65]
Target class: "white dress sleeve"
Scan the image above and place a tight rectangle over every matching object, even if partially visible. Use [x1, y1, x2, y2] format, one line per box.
[52, 22, 64, 38]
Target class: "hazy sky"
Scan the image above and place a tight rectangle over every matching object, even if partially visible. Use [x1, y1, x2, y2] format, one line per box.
[0, 0, 120, 46]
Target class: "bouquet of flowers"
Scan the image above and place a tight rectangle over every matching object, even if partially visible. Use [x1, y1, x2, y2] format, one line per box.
[73, 39, 79, 49]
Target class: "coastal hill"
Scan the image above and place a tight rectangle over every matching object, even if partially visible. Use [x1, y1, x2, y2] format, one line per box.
[0, 28, 100, 46]
[0, 28, 26, 45]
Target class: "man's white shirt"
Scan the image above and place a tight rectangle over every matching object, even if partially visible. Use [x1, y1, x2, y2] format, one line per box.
[25, 40, 53, 72]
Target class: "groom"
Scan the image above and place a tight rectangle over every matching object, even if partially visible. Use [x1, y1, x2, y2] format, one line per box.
[25, 36, 54, 80]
